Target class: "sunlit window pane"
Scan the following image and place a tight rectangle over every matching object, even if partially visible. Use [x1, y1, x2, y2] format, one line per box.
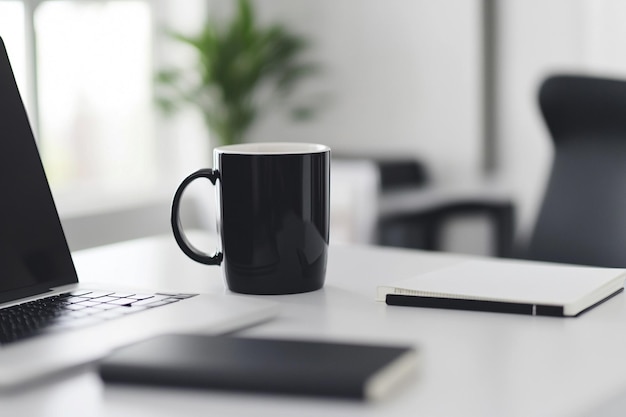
[0, 1, 29, 110]
[35, 0, 155, 191]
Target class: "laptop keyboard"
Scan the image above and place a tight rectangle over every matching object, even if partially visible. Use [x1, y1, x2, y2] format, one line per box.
[0, 290, 197, 345]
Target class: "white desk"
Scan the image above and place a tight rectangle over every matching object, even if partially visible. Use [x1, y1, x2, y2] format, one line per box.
[3, 234, 626, 417]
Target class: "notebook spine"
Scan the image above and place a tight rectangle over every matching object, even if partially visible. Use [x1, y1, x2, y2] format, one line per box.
[385, 294, 565, 317]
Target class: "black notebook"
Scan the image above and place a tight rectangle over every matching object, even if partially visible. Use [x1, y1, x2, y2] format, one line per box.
[377, 259, 626, 317]
[98, 334, 418, 401]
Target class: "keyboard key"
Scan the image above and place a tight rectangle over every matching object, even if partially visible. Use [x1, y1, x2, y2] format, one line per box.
[105, 298, 134, 306]
[90, 303, 119, 311]
[117, 304, 149, 312]
[66, 296, 91, 304]
[75, 300, 102, 307]
[161, 297, 183, 303]
[95, 296, 124, 303]
[127, 294, 154, 301]
[143, 300, 175, 308]
[109, 292, 136, 298]
[129, 297, 165, 306]
[64, 304, 87, 311]
[69, 290, 93, 297]
[81, 291, 116, 299]
[172, 294, 197, 299]
[156, 292, 197, 299]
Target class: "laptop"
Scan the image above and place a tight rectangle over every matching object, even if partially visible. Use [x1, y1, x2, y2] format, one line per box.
[0, 37, 278, 389]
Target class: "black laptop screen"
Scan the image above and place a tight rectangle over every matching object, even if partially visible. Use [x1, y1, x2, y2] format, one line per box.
[0, 38, 78, 303]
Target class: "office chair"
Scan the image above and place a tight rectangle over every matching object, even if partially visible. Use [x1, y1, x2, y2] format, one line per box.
[525, 74, 626, 267]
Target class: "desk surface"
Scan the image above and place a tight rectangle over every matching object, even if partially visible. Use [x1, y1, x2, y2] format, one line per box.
[4, 234, 626, 417]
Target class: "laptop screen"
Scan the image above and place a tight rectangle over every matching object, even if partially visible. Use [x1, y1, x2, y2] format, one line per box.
[0, 38, 78, 304]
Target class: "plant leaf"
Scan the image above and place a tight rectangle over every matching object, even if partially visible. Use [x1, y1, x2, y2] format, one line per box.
[154, 0, 322, 146]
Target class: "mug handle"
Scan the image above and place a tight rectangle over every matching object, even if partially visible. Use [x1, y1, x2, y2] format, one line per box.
[171, 168, 223, 265]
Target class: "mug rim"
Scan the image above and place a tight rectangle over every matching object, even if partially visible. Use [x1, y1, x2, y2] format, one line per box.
[214, 142, 330, 155]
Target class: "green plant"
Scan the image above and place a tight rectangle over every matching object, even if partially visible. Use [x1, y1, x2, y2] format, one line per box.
[156, 0, 318, 147]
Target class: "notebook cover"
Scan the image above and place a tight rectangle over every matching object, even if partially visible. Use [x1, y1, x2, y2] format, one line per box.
[98, 334, 417, 400]
[378, 260, 626, 316]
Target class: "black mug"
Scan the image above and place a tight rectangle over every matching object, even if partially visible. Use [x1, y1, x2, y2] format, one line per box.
[171, 143, 330, 295]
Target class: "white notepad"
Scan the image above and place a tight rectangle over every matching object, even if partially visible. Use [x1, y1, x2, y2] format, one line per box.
[377, 259, 626, 316]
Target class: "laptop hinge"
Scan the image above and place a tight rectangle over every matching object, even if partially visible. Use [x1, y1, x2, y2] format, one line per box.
[0, 286, 54, 307]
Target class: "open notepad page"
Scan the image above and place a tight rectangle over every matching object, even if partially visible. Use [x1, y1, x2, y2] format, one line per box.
[377, 259, 626, 316]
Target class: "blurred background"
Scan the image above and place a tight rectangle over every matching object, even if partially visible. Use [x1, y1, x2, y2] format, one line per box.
[2, 0, 626, 257]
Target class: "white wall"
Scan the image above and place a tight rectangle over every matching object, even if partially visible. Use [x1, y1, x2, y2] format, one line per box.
[496, 0, 626, 245]
[219, 0, 485, 183]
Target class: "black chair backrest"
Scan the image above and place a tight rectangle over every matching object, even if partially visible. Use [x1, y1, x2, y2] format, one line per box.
[527, 75, 626, 267]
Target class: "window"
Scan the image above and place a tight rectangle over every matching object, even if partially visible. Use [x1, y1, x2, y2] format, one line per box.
[35, 1, 155, 192]
[1, 0, 157, 199]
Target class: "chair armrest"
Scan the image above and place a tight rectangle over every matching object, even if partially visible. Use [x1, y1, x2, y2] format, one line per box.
[377, 180, 515, 257]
